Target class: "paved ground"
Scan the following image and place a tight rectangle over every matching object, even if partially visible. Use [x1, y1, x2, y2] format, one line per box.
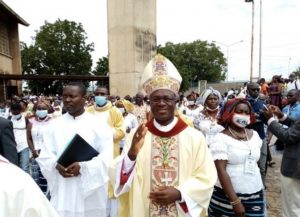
[265, 146, 283, 217]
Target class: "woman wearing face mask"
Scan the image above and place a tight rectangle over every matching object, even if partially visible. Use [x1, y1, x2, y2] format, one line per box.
[27, 100, 52, 196]
[184, 93, 203, 121]
[193, 88, 224, 147]
[208, 99, 265, 217]
[115, 99, 138, 153]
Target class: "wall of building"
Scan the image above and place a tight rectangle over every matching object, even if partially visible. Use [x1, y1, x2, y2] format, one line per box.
[107, 0, 157, 97]
[0, 18, 22, 101]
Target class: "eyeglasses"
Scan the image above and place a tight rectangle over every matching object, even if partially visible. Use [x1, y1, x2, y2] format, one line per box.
[250, 88, 260, 92]
[287, 94, 295, 98]
[150, 97, 176, 104]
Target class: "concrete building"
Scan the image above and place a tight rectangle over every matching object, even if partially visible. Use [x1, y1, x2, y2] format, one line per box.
[0, 0, 28, 100]
[107, 0, 157, 97]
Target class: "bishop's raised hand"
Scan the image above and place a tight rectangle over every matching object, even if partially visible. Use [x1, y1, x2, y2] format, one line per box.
[128, 123, 148, 161]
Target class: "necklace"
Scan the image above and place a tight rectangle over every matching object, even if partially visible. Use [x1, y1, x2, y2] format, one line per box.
[228, 126, 248, 141]
[204, 108, 219, 123]
[206, 106, 219, 112]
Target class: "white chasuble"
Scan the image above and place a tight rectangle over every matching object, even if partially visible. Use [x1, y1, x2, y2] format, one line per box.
[109, 118, 217, 217]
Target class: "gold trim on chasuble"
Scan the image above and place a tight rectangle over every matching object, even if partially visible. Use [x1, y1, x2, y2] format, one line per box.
[150, 135, 179, 217]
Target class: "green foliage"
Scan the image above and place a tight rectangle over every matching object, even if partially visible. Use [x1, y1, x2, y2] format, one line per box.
[92, 56, 109, 87]
[157, 40, 226, 91]
[293, 66, 300, 79]
[93, 56, 108, 76]
[21, 19, 94, 94]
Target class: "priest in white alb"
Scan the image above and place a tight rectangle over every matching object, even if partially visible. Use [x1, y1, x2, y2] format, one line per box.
[0, 155, 59, 217]
[37, 82, 114, 217]
[109, 54, 217, 217]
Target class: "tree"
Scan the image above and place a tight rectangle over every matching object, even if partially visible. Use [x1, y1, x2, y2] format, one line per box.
[91, 56, 109, 87]
[21, 19, 94, 94]
[293, 66, 300, 79]
[157, 40, 226, 91]
[93, 56, 108, 76]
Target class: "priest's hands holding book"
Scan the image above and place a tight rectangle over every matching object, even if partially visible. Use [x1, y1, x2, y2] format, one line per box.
[128, 124, 148, 161]
[149, 186, 182, 205]
[56, 162, 80, 178]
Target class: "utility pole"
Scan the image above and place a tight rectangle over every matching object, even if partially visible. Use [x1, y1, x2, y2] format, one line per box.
[258, 0, 262, 79]
[250, 0, 255, 82]
[245, 0, 255, 82]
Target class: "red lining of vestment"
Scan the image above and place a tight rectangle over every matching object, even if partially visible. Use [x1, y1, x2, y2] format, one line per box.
[146, 118, 188, 137]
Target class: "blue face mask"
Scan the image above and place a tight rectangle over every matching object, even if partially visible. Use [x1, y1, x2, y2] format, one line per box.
[12, 114, 22, 120]
[95, 96, 107, 107]
[36, 110, 48, 118]
[118, 108, 125, 114]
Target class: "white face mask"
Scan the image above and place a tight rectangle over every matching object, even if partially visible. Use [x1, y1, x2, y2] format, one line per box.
[232, 113, 250, 128]
[188, 100, 195, 106]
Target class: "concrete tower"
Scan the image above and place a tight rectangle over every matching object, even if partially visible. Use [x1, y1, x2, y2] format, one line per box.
[107, 0, 156, 96]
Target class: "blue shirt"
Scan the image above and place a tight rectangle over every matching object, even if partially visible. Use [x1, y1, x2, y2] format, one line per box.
[282, 102, 300, 121]
[246, 96, 266, 140]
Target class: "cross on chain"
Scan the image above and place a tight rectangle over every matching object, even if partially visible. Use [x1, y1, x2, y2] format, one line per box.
[161, 171, 172, 186]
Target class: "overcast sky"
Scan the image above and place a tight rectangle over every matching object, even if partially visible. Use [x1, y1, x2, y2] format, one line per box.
[5, 0, 300, 82]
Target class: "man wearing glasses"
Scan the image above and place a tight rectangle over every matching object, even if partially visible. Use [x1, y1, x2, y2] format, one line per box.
[109, 54, 217, 217]
[246, 82, 269, 186]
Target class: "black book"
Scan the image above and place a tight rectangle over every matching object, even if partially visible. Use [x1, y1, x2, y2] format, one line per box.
[57, 134, 99, 167]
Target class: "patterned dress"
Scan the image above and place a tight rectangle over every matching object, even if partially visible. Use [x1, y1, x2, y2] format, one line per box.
[193, 110, 224, 147]
[269, 82, 282, 107]
[132, 104, 150, 125]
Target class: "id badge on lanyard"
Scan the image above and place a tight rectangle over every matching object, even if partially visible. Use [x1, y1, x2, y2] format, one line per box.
[244, 153, 256, 174]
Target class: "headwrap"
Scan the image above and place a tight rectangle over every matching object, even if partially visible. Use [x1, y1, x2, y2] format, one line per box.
[196, 87, 222, 106]
[116, 99, 134, 112]
[141, 54, 182, 96]
[218, 98, 256, 127]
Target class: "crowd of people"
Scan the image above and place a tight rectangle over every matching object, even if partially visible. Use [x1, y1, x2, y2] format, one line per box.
[0, 54, 300, 217]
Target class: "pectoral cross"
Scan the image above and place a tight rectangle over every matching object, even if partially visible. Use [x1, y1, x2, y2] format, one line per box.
[161, 172, 172, 186]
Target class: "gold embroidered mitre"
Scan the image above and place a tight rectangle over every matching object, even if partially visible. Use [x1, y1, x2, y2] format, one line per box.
[141, 54, 182, 95]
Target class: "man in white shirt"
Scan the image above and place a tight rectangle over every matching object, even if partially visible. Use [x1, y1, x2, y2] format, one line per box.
[286, 73, 300, 92]
[37, 82, 114, 217]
